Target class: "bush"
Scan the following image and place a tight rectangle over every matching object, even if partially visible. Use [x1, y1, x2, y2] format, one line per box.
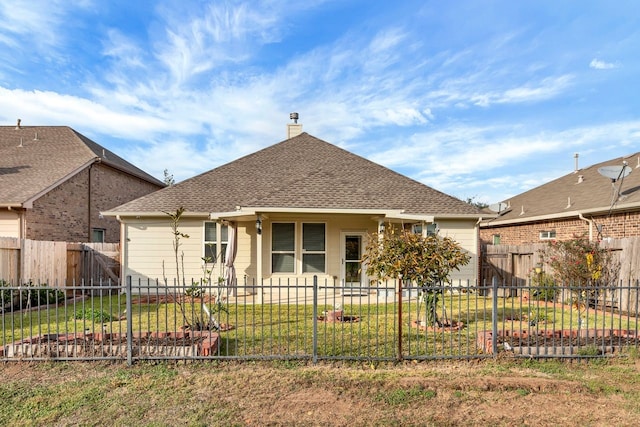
[531, 273, 558, 302]
[0, 281, 66, 311]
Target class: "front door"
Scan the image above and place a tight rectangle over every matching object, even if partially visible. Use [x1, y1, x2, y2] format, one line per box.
[341, 232, 367, 295]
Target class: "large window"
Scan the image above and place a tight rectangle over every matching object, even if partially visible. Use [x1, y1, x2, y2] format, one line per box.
[272, 223, 295, 273]
[204, 222, 228, 263]
[302, 223, 325, 273]
[271, 222, 326, 274]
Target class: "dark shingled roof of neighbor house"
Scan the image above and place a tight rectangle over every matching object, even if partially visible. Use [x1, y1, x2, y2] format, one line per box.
[0, 125, 164, 206]
[484, 151, 640, 225]
[110, 132, 482, 217]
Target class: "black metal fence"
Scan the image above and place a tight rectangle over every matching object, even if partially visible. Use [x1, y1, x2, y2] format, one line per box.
[1, 276, 639, 364]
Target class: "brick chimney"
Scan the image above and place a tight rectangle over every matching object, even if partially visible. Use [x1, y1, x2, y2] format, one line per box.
[287, 112, 303, 138]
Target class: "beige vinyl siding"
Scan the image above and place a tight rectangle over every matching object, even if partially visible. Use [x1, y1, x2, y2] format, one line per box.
[124, 217, 207, 284]
[434, 218, 479, 285]
[122, 214, 479, 289]
[0, 210, 20, 238]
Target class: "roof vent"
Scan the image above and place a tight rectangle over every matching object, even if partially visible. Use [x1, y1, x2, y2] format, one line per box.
[574, 153, 579, 173]
[577, 175, 584, 183]
[18, 137, 23, 147]
[287, 113, 303, 139]
[33, 132, 39, 141]
[519, 205, 525, 216]
[566, 197, 572, 208]
[15, 118, 21, 130]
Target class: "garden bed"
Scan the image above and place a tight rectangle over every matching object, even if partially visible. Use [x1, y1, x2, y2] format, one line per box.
[1, 330, 220, 358]
[478, 328, 640, 356]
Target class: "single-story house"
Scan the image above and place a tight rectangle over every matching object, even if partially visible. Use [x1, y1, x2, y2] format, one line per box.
[0, 120, 165, 242]
[480, 152, 640, 245]
[104, 119, 484, 295]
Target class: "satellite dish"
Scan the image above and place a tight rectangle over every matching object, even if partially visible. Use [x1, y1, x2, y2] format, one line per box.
[488, 202, 508, 213]
[598, 165, 631, 182]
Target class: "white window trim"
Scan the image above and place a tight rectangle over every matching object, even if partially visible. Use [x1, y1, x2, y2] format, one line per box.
[301, 222, 327, 274]
[204, 222, 228, 265]
[539, 230, 556, 240]
[271, 222, 296, 274]
[270, 221, 327, 275]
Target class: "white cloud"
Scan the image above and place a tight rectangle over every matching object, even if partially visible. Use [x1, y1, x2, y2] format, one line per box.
[0, 1, 93, 51]
[589, 58, 618, 70]
[0, 87, 168, 139]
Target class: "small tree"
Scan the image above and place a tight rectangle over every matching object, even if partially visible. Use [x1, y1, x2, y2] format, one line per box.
[539, 234, 620, 322]
[162, 207, 226, 330]
[362, 225, 471, 327]
[163, 169, 175, 186]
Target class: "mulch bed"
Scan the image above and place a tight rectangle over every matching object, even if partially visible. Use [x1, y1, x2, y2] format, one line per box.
[497, 333, 640, 348]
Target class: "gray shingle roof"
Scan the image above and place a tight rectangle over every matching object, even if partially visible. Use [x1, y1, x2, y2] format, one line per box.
[0, 125, 163, 206]
[488, 151, 640, 223]
[111, 132, 481, 216]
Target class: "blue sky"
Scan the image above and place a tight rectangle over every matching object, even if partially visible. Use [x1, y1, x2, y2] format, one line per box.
[1, 1, 639, 204]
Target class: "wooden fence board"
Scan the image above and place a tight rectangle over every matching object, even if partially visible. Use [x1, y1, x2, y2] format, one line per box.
[0, 237, 19, 284]
[0, 239, 119, 286]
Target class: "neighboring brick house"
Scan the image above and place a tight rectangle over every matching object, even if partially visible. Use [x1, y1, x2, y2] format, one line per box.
[0, 122, 164, 243]
[480, 151, 640, 245]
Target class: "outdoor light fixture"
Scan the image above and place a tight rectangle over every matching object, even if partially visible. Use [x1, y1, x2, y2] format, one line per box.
[378, 222, 385, 233]
[256, 217, 262, 235]
[534, 263, 543, 275]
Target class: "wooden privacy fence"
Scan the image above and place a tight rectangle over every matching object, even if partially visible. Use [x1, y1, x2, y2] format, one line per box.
[481, 236, 640, 313]
[0, 237, 119, 286]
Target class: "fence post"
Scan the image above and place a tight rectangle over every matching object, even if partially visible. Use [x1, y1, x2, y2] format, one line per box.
[312, 275, 318, 364]
[397, 277, 403, 362]
[491, 276, 498, 357]
[126, 275, 133, 366]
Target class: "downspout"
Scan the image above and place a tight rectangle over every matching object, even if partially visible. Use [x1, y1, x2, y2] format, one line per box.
[88, 163, 93, 241]
[87, 158, 101, 242]
[578, 213, 594, 241]
[476, 217, 483, 286]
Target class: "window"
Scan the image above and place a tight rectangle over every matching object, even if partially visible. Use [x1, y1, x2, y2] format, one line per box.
[411, 223, 438, 235]
[91, 228, 105, 243]
[204, 222, 228, 263]
[302, 223, 325, 273]
[272, 223, 295, 273]
[539, 230, 556, 240]
[492, 234, 501, 245]
[426, 223, 438, 236]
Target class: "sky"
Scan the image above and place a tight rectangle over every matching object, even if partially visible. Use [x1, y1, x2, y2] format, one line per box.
[1, 0, 639, 205]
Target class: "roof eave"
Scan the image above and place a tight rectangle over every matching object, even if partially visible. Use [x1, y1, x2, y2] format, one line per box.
[102, 211, 211, 219]
[100, 157, 165, 187]
[19, 158, 98, 208]
[481, 201, 640, 227]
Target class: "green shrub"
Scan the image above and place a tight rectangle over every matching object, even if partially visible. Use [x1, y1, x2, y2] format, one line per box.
[531, 273, 558, 302]
[1, 281, 66, 311]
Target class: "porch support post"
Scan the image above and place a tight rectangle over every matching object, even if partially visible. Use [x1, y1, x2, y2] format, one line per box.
[256, 215, 263, 304]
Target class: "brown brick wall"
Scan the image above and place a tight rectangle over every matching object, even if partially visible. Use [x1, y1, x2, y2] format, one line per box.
[25, 163, 162, 242]
[480, 211, 640, 245]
